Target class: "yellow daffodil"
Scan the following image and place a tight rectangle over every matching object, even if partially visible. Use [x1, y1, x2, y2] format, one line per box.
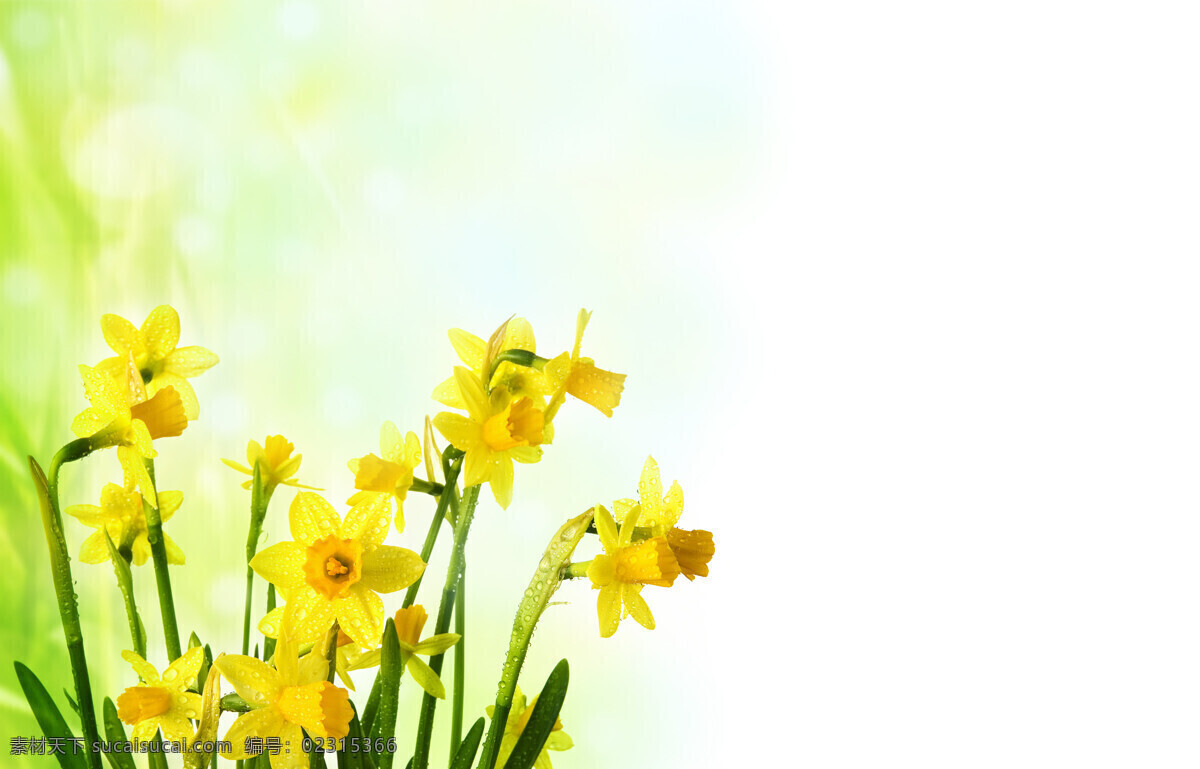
[96, 305, 218, 420]
[116, 646, 204, 748]
[432, 318, 550, 408]
[222, 435, 321, 491]
[65, 482, 185, 566]
[433, 368, 544, 509]
[614, 456, 713, 581]
[586, 504, 680, 638]
[71, 354, 187, 506]
[346, 421, 422, 532]
[486, 685, 573, 769]
[251, 492, 425, 647]
[346, 605, 460, 699]
[214, 629, 353, 769]
[543, 309, 626, 422]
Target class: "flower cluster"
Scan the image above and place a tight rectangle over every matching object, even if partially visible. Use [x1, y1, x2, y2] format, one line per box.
[23, 305, 714, 769]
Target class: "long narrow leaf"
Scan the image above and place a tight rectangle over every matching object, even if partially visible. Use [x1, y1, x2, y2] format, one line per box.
[360, 674, 382, 738]
[371, 618, 402, 769]
[101, 698, 136, 769]
[449, 718, 485, 769]
[501, 660, 569, 769]
[14, 662, 86, 769]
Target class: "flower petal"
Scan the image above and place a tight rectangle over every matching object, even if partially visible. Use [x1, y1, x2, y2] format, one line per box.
[379, 421, 402, 461]
[432, 376, 467, 409]
[337, 586, 384, 649]
[488, 455, 514, 509]
[163, 646, 205, 691]
[163, 534, 186, 565]
[339, 493, 392, 547]
[101, 314, 141, 355]
[359, 546, 425, 593]
[448, 328, 486, 370]
[545, 731, 573, 751]
[249, 542, 307, 591]
[411, 633, 460, 657]
[453, 366, 489, 421]
[287, 590, 339, 646]
[269, 721, 306, 769]
[594, 505, 618, 554]
[212, 654, 280, 707]
[624, 585, 655, 630]
[404, 654, 445, 699]
[157, 490, 184, 523]
[434, 413, 482, 454]
[78, 530, 111, 564]
[157, 710, 194, 744]
[222, 706, 284, 759]
[141, 305, 181, 360]
[597, 584, 621, 638]
[122, 650, 161, 684]
[164, 345, 219, 377]
[289, 492, 341, 545]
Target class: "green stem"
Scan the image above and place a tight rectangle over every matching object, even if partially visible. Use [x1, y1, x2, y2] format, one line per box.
[105, 532, 147, 659]
[560, 562, 590, 580]
[143, 459, 181, 661]
[263, 583, 277, 662]
[34, 441, 102, 769]
[400, 454, 462, 610]
[450, 559, 465, 754]
[410, 478, 445, 496]
[410, 484, 480, 769]
[242, 463, 274, 656]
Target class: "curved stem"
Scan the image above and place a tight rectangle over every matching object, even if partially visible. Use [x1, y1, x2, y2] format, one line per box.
[411, 484, 480, 769]
[35, 440, 103, 769]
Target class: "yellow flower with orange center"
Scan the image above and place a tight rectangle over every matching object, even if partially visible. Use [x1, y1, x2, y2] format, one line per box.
[95, 305, 218, 420]
[346, 421, 422, 532]
[485, 685, 573, 769]
[71, 354, 187, 506]
[222, 435, 320, 491]
[543, 309, 626, 422]
[433, 367, 545, 509]
[214, 629, 353, 769]
[251, 492, 425, 647]
[586, 504, 680, 638]
[344, 605, 460, 698]
[65, 483, 185, 566]
[613, 456, 713, 581]
[116, 646, 204, 747]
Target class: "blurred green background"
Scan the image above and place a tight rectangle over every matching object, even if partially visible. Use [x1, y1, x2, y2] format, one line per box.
[0, 1, 756, 766]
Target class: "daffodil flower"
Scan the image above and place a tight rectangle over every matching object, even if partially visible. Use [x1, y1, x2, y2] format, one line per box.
[543, 309, 626, 422]
[432, 318, 550, 408]
[116, 646, 204, 747]
[346, 421, 422, 532]
[71, 355, 187, 506]
[96, 305, 218, 420]
[65, 482, 185, 566]
[486, 685, 573, 769]
[613, 456, 714, 580]
[222, 435, 321, 491]
[213, 629, 353, 769]
[433, 368, 545, 509]
[251, 491, 425, 647]
[586, 504, 680, 638]
[346, 605, 460, 699]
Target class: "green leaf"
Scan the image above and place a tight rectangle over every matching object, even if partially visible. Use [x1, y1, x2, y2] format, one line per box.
[449, 718, 485, 769]
[360, 672, 382, 738]
[63, 688, 80, 720]
[502, 660, 569, 769]
[14, 662, 86, 769]
[371, 618, 402, 769]
[101, 698, 136, 769]
[343, 702, 374, 769]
